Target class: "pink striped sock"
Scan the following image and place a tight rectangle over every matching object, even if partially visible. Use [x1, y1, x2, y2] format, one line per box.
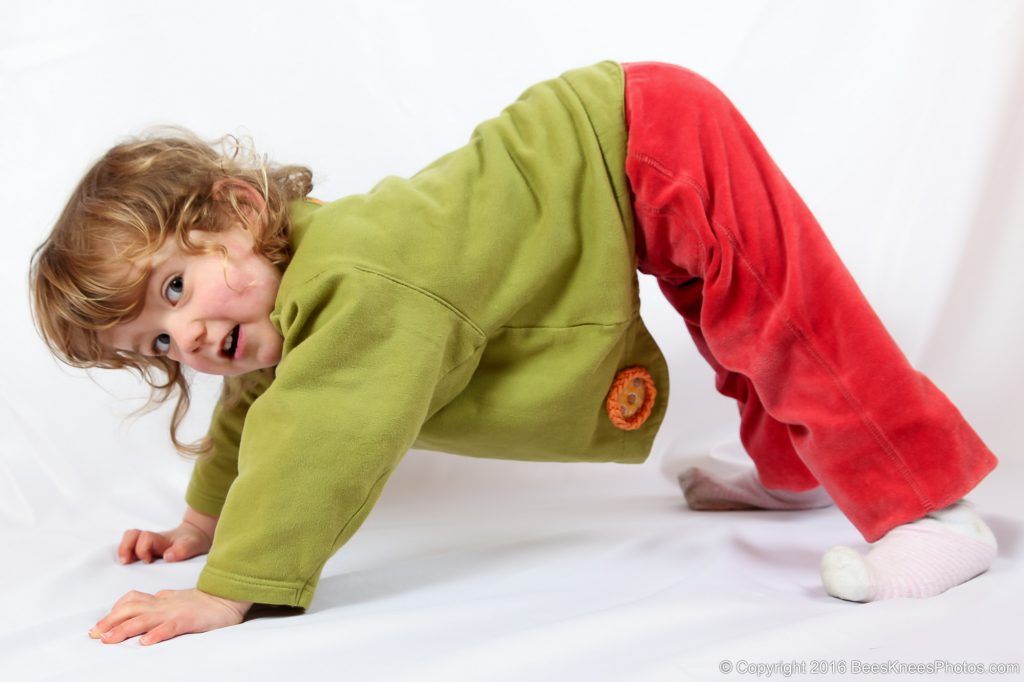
[820, 500, 998, 602]
[678, 465, 834, 511]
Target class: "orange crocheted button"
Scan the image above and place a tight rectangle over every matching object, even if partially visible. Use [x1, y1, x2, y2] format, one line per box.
[605, 366, 657, 431]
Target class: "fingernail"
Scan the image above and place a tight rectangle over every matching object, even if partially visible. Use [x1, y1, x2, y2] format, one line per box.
[119, 557, 127, 564]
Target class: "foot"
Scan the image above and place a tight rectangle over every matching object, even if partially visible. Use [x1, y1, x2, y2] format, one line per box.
[820, 499, 997, 602]
[678, 465, 834, 511]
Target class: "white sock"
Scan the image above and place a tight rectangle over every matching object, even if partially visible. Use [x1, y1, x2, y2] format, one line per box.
[678, 465, 834, 511]
[820, 499, 997, 602]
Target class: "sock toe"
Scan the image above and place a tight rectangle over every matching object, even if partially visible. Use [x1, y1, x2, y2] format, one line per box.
[820, 545, 873, 603]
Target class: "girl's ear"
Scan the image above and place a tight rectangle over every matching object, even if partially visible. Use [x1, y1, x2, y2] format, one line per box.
[210, 178, 267, 231]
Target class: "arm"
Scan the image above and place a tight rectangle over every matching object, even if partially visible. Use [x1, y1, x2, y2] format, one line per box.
[198, 267, 484, 608]
[93, 266, 483, 645]
[185, 368, 275, 518]
[96, 366, 271, 641]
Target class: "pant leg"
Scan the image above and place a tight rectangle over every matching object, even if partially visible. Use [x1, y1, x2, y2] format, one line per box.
[659, 274, 822, 492]
[621, 60, 998, 542]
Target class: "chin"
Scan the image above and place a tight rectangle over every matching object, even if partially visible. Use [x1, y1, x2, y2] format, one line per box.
[225, 364, 265, 377]
[195, 364, 253, 378]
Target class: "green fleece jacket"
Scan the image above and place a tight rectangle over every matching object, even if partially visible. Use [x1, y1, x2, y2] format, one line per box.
[186, 59, 670, 608]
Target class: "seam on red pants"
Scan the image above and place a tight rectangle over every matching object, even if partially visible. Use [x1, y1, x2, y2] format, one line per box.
[628, 151, 934, 513]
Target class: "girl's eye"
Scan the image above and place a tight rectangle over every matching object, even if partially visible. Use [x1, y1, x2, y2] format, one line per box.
[153, 333, 171, 355]
[165, 275, 184, 304]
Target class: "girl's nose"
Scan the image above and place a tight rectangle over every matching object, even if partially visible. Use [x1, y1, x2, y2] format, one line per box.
[177, 320, 207, 355]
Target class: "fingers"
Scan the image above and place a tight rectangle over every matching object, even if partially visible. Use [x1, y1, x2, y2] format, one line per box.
[139, 620, 180, 646]
[118, 529, 170, 564]
[118, 529, 140, 564]
[137, 532, 155, 563]
[164, 541, 190, 563]
[165, 534, 209, 563]
[89, 588, 244, 646]
[91, 590, 200, 646]
[137, 531, 168, 564]
[97, 610, 176, 643]
[91, 591, 151, 639]
[98, 613, 159, 645]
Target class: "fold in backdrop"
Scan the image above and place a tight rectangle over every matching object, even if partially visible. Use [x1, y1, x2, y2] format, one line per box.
[2, 1, 1022, 680]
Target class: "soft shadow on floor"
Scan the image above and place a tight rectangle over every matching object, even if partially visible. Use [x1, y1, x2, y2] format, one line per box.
[243, 604, 306, 623]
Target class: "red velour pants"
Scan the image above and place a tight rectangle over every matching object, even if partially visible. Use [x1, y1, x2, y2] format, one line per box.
[621, 61, 998, 542]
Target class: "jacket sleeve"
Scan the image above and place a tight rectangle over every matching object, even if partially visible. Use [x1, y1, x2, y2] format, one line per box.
[195, 265, 484, 608]
[184, 369, 275, 518]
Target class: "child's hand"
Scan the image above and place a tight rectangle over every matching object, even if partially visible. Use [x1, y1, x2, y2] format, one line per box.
[118, 520, 212, 564]
[88, 588, 253, 646]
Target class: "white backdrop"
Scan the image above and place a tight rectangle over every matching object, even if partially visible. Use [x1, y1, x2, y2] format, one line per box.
[2, 1, 1022, 680]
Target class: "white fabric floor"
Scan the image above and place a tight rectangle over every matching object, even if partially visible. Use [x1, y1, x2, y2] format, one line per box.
[2, 442, 1021, 681]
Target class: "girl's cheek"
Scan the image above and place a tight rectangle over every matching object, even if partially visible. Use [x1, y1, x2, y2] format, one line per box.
[182, 356, 210, 375]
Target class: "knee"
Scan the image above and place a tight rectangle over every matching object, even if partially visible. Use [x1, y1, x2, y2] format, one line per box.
[630, 61, 737, 117]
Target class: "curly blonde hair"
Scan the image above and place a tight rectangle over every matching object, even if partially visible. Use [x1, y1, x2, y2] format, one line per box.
[28, 125, 313, 459]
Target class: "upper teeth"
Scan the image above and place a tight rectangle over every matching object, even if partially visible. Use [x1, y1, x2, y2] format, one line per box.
[223, 327, 236, 352]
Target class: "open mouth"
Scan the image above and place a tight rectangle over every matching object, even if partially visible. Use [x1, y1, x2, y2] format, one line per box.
[221, 325, 240, 359]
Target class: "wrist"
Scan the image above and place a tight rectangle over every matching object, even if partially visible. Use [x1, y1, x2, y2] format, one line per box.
[221, 596, 254, 615]
[200, 589, 254, 616]
[182, 505, 218, 542]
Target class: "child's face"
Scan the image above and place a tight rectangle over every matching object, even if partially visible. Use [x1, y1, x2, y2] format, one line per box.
[100, 226, 283, 377]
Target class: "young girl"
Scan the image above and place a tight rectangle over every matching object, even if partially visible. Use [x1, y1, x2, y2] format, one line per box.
[29, 60, 999, 647]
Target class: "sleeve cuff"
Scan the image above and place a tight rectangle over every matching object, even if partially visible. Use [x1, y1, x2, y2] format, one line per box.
[197, 564, 315, 609]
